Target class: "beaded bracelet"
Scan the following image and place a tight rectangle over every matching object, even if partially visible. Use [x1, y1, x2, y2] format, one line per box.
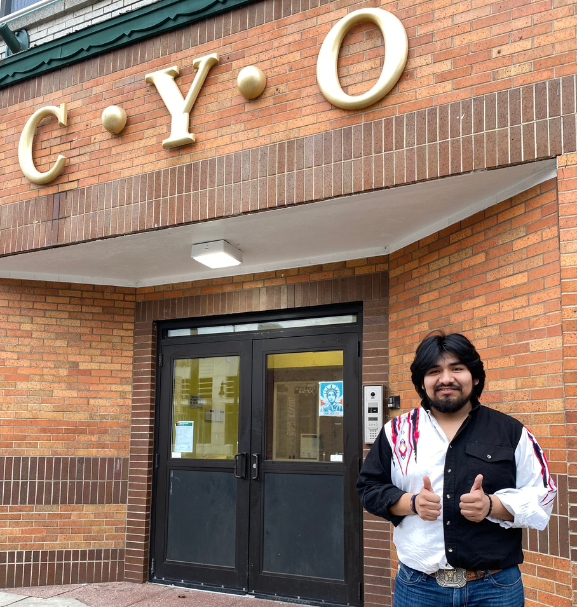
[485, 493, 493, 518]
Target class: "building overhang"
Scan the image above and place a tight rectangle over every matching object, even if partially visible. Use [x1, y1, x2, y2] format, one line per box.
[0, 159, 557, 287]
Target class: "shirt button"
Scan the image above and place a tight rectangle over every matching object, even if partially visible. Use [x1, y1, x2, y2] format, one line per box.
[448, 548, 453, 553]
[446, 521, 451, 525]
[447, 469, 452, 473]
[446, 494, 451, 499]
[449, 445, 453, 449]
[487, 455, 492, 459]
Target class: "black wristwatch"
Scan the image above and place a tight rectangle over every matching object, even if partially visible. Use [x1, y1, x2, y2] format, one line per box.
[410, 493, 418, 515]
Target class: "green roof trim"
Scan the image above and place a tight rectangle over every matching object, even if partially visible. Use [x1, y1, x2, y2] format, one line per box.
[0, 0, 252, 87]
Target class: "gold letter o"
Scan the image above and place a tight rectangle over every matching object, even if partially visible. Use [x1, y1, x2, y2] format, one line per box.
[18, 104, 68, 185]
[317, 8, 408, 111]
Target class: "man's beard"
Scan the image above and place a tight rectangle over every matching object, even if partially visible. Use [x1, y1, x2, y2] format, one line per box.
[426, 384, 472, 413]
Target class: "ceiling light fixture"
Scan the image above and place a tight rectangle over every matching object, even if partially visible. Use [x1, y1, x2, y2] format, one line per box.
[191, 240, 243, 269]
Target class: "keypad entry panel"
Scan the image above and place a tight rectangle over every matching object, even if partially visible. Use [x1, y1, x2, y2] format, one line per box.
[363, 385, 383, 444]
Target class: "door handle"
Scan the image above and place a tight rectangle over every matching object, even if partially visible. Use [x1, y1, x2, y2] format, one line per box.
[234, 453, 247, 479]
[251, 453, 260, 480]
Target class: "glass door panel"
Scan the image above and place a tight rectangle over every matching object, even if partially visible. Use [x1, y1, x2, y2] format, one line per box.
[171, 357, 240, 459]
[266, 350, 344, 462]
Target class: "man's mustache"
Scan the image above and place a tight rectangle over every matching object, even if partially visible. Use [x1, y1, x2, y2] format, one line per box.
[435, 384, 461, 391]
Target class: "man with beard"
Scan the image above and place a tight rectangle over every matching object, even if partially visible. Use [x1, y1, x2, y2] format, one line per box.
[357, 333, 556, 607]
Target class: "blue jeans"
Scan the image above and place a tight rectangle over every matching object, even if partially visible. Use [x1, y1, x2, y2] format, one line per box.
[393, 562, 524, 607]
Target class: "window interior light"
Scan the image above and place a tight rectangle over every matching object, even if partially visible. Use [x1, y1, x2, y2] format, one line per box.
[191, 240, 243, 269]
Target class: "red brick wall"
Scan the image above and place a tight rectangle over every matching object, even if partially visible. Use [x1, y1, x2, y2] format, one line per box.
[0, 0, 573, 593]
[1, 0, 576, 204]
[0, 178, 572, 604]
[387, 178, 571, 607]
[0, 280, 135, 586]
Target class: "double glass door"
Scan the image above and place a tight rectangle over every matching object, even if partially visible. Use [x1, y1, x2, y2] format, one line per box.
[152, 328, 361, 605]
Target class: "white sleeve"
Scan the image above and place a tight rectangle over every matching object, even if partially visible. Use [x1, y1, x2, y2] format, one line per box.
[487, 427, 557, 530]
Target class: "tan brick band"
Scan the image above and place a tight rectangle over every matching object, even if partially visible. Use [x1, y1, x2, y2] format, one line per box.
[0, 549, 124, 588]
[1, 76, 576, 257]
[0, 457, 129, 506]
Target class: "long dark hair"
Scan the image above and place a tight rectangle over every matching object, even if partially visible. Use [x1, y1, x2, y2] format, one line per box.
[410, 332, 485, 402]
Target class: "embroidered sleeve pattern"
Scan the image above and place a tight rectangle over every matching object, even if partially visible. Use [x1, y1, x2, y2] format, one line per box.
[356, 424, 407, 527]
[526, 429, 557, 508]
[391, 408, 420, 476]
[488, 427, 557, 530]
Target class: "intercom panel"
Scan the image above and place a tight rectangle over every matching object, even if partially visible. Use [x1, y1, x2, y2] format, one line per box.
[363, 385, 383, 444]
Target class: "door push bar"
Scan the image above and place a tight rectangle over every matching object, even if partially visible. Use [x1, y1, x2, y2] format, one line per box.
[251, 453, 260, 480]
[234, 452, 247, 479]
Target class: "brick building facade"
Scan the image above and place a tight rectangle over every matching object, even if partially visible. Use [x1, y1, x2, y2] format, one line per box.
[0, 0, 576, 604]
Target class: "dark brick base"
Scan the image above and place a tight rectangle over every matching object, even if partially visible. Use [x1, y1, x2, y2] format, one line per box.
[0, 457, 129, 506]
[0, 549, 124, 588]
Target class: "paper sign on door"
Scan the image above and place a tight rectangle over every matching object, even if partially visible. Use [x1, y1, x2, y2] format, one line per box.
[174, 421, 194, 455]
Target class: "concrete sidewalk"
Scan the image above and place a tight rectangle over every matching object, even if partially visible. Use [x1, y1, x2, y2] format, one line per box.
[1, 583, 302, 607]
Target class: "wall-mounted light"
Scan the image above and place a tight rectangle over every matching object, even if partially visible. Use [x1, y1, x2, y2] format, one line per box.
[0, 23, 29, 56]
[191, 240, 242, 269]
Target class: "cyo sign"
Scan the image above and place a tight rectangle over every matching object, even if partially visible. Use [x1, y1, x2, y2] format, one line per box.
[18, 8, 407, 185]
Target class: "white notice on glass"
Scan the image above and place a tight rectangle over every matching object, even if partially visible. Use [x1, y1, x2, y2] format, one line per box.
[174, 421, 194, 453]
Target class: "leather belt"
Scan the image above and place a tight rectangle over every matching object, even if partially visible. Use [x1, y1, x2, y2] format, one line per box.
[427, 568, 502, 587]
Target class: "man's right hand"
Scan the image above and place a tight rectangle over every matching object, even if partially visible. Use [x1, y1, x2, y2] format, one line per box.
[414, 475, 442, 521]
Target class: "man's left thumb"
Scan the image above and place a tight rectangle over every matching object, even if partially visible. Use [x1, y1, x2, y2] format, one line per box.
[471, 474, 483, 492]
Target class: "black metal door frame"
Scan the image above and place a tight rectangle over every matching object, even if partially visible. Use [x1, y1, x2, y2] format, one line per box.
[249, 332, 361, 605]
[150, 304, 363, 605]
[152, 338, 253, 590]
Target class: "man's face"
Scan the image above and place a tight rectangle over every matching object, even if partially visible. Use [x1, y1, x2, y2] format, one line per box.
[422, 353, 479, 413]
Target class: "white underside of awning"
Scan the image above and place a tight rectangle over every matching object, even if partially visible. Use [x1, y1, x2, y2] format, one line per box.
[0, 159, 557, 287]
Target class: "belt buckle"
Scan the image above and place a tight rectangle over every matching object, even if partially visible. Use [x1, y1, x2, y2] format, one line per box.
[435, 568, 467, 588]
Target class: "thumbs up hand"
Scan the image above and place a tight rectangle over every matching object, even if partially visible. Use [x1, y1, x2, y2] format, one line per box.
[459, 474, 491, 522]
[414, 475, 442, 521]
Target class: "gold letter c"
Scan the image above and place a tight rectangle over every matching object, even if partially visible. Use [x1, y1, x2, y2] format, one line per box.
[317, 8, 408, 111]
[19, 104, 68, 185]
